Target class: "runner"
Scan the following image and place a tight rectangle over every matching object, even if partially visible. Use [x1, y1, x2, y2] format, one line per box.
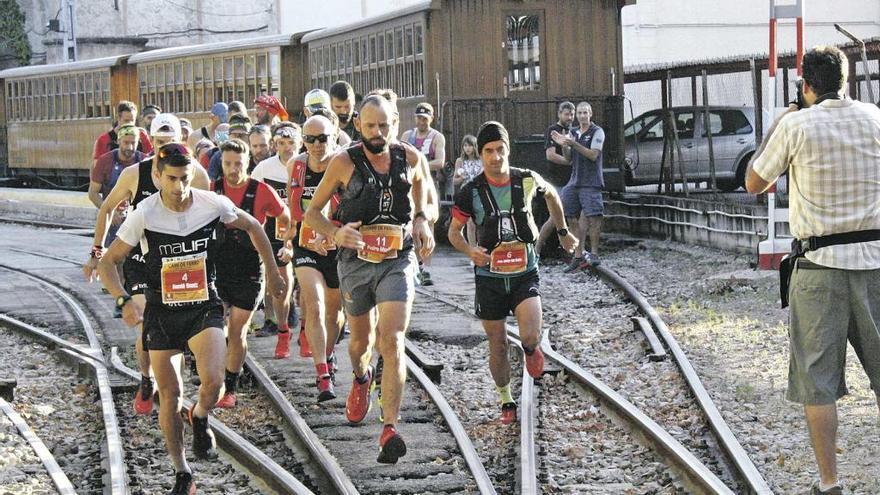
[448, 121, 578, 424]
[97, 142, 286, 495]
[83, 114, 211, 416]
[213, 139, 289, 408]
[286, 115, 344, 401]
[251, 122, 299, 358]
[304, 94, 435, 463]
[329, 80, 361, 141]
[254, 95, 289, 126]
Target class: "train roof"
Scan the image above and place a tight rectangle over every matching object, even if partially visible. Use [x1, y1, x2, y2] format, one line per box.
[0, 55, 129, 79]
[127, 32, 311, 64]
[301, 0, 433, 44]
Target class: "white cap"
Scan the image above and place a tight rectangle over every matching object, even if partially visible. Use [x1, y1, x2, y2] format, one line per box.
[150, 113, 182, 138]
[304, 89, 331, 112]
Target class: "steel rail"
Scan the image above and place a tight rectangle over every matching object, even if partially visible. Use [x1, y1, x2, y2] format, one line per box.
[0, 397, 77, 495]
[591, 264, 772, 495]
[404, 354, 498, 495]
[244, 354, 360, 495]
[0, 216, 89, 230]
[0, 267, 129, 494]
[416, 287, 735, 495]
[6, 246, 83, 266]
[110, 353, 315, 495]
[511, 339, 538, 495]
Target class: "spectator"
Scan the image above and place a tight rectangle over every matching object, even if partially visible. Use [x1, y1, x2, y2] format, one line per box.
[553, 101, 605, 271]
[536, 101, 576, 257]
[746, 45, 880, 495]
[453, 134, 482, 247]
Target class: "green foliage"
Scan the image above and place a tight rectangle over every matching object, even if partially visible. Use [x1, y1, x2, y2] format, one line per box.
[0, 0, 32, 66]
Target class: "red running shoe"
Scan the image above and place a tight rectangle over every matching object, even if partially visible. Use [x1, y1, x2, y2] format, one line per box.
[345, 366, 373, 423]
[170, 471, 196, 495]
[132, 376, 154, 415]
[377, 426, 407, 464]
[298, 330, 312, 358]
[274, 331, 291, 359]
[501, 402, 517, 425]
[317, 374, 336, 402]
[524, 347, 545, 378]
[215, 391, 236, 409]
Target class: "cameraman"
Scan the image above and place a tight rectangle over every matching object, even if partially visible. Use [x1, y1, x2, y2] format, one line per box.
[746, 45, 880, 495]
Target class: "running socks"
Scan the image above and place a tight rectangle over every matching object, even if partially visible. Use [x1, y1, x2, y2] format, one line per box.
[224, 370, 240, 393]
[316, 362, 329, 376]
[496, 384, 514, 405]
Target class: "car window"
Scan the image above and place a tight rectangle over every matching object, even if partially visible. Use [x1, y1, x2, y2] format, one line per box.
[674, 112, 695, 139]
[704, 110, 753, 136]
[625, 113, 659, 138]
[641, 117, 665, 141]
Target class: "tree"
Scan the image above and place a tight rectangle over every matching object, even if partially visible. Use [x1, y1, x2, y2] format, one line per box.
[0, 0, 32, 66]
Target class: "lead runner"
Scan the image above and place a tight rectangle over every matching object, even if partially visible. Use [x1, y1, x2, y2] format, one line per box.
[98, 143, 286, 494]
[304, 94, 434, 463]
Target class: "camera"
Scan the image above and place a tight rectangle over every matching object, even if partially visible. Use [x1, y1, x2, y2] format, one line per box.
[793, 79, 805, 110]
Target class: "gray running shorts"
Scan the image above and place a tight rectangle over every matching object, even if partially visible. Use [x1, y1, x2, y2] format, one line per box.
[337, 249, 417, 316]
[786, 258, 880, 405]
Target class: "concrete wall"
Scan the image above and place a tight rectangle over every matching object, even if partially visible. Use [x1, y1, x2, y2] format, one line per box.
[621, 0, 880, 67]
[18, 0, 280, 65]
[277, 0, 422, 34]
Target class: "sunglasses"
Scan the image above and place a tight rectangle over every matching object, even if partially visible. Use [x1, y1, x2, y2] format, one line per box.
[157, 143, 189, 159]
[303, 134, 331, 144]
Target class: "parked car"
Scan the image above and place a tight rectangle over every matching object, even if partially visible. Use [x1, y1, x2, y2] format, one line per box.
[623, 106, 761, 191]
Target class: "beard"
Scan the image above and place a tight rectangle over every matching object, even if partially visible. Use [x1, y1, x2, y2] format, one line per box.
[337, 112, 351, 125]
[363, 137, 388, 154]
[119, 149, 134, 161]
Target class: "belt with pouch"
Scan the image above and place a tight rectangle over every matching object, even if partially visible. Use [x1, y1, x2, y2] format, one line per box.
[779, 229, 880, 308]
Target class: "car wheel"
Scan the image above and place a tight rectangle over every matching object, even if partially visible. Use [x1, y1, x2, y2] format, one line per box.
[734, 153, 754, 191]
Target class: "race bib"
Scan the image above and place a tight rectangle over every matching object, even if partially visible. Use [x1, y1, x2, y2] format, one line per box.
[298, 223, 335, 250]
[357, 224, 403, 263]
[161, 252, 209, 303]
[490, 241, 528, 274]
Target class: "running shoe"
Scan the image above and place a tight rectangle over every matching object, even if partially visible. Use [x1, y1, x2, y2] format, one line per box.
[524, 347, 545, 378]
[274, 331, 291, 359]
[298, 330, 312, 358]
[169, 471, 196, 495]
[500, 402, 518, 425]
[254, 320, 278, 338]
[215, 391, 236, 409]
[377, 425, 407, 464]
[578, 252, 601, 270]
[317, 374, 336, 402]
[188, 407, 217, 460]
[418, 268, 434, 286]
[810, 482, 843, 495]
[345, 366, 374, 423]
[563, 256, 584, 273]
[133, 376, 154, 415]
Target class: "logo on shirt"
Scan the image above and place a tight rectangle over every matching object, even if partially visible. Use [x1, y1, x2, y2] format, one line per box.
[158, 237, 210, 256]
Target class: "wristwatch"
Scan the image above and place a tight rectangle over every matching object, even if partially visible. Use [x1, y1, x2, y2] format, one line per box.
[115, 294, 132, 309]
[556, 228, 569, 237]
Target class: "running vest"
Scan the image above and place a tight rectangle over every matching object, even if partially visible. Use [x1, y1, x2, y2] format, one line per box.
[288, 155, 341, 252]
[213, 178, 261, 274]
[407, 128, 439, 160]
[132, 158, 158, 207]
[213, 178, 259, 250]
[468, 168, 540, 251]
[253, 155, 289, 246]
[337, 144, 413, 253]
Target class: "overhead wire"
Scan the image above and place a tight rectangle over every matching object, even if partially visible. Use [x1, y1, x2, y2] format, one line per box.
[159, 0, 271, 17]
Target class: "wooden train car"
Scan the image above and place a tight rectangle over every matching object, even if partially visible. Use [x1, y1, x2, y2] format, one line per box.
[0, 0, 633, 190]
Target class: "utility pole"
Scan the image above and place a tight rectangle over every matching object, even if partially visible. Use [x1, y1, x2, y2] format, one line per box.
[62, 0, 78, 62]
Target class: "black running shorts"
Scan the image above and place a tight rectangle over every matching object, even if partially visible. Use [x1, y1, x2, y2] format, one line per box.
[143, 301, 225, 351]
[216, 271, 264, 312]
[122, 255, 148, 296]
[293, 247, 340, 289]
[474, 270, 541, 321]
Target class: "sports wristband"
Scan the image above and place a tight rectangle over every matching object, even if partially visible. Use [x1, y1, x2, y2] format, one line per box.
[413, 211, 427, 221]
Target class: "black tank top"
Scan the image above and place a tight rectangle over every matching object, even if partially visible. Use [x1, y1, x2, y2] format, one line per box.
[133, 158, 158, 208]
[291, 165, 325, 248]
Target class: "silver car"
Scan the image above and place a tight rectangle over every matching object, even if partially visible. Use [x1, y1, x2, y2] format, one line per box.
[623, 106, 759, 191]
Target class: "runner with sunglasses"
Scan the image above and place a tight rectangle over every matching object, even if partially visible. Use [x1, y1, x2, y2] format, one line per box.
[97, 142, 286, 495]
[83, 114, 210, 417]
[212, 139, 289, 409]
[304, 95, 435, 463]
[285, 115, 345, 402]
[251, 122, 299, 358]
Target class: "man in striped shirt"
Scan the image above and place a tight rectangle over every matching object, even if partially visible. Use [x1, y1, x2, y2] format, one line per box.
[746, 45, 880, 495]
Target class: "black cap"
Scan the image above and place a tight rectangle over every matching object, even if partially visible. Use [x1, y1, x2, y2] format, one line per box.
[476, 121, 509, 153]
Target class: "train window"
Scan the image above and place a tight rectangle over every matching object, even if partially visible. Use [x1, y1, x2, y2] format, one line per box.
[385, 32, 393, 60]
[202, 59, 212, 110]
[505, 14, 541, 92]
[224, 58, 233, 85]
[370, 36, 378, 65]
[103, 73, 110, 117]
[415, 24, 423, 55]
[213, 58, 222, 83]
[331, 45, 338, 72]
[78, 74, 86, 118]
[54, 78, 62, 120]
[405, 26, 414, 57]
[395, 28, 403, 59]
[269, 51, 280, 97]
[184, 62, 193, 112]
[175, 62, 183, 86]
[362, 38, 369, 67]
[415, 59, 425, 96]
[377, 36, 385, 65]
[395, 65, 403, 95]
[83, 74, 92, 118]
[167, 63, 175, 86]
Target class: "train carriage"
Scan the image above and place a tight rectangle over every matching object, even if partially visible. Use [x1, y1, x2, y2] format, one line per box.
[0, 0, 632, 190]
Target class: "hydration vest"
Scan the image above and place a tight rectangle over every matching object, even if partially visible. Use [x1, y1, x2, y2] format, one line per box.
[337, 144, 412, 227]
[213, 178, 259, 250]
[468, 168, 539, 251]
[133, 158, 158, 207]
